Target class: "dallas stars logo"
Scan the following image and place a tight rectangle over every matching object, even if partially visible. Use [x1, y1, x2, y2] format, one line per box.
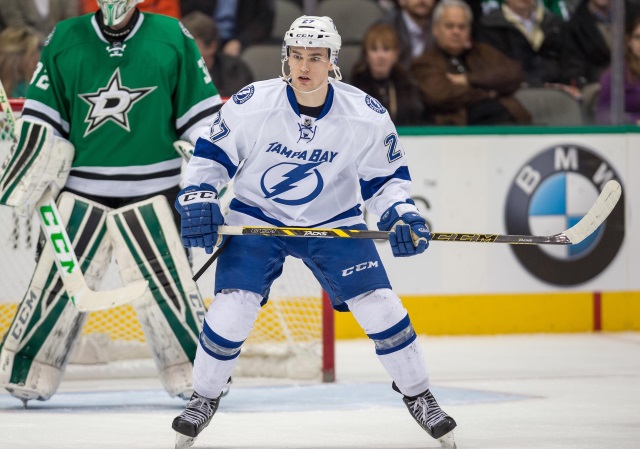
[79, 68, 156, 137]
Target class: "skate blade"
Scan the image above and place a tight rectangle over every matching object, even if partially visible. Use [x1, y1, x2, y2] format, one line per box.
[438, 430, 457, 449]
[175, 433, 196, 449]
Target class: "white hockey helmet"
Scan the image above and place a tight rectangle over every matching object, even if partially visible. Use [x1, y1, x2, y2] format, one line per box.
[282, 16, 342, 70]
[97, 0, 144, 27]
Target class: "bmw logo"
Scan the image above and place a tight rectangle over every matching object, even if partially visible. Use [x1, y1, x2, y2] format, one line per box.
[505, 144, 625, 285]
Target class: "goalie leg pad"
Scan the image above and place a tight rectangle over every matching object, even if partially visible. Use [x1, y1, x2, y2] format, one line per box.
[347, 288, 430, 397]
[0, 119, 74, 209]
[107, 195, 207, 398]
[0, 192, 112, 401]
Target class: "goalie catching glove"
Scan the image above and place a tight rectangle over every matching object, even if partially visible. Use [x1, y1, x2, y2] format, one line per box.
[378, 200, 431, 257]
[175, 183, 224, 254]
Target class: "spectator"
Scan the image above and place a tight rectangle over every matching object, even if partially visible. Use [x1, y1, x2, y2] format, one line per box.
[462, 0, 485, 37]
[0, 26, 43, 97]
[481, 0, 573, 20]
[0, 0, 79, 34]
[351, 23, 425, 125]
[566, 0, 613, 85]
[478, 0, 583, 95]
[567, 0, 640, 85]
[382, 0, 438, 69]
[181, 11, 254, 97]
[378, 0, 401, 12]
[412, 0, 531, 125]
[80, 0, 181, 18]
[180, 0, 275, 57]
[596, 14, 640, 124]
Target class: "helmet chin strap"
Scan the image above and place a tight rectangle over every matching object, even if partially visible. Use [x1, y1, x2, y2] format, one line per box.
[280, 59, 341, 95]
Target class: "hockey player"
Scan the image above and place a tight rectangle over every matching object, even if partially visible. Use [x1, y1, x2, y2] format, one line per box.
[172, 15, 458, 449]
[0, 0, 222, 405]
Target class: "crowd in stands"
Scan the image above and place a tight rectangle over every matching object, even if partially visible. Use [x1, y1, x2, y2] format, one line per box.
[1, 0, 640, 126]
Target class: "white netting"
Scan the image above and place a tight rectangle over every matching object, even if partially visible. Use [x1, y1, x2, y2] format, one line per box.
[0, 98, 331, 382]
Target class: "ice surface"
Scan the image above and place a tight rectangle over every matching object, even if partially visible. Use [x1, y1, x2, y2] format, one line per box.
[1, 333, 639, 449]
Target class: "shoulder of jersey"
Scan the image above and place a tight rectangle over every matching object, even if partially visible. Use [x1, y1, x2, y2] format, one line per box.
[227, 79, 286, 109]
[42, 14, 92, 50]
[331, 81, 389, 121]
[142, 13, 191, 43]
[144, 12, 183, 32]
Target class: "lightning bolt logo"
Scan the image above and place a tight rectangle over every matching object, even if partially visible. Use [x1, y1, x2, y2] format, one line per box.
[260, 162, 324, 206]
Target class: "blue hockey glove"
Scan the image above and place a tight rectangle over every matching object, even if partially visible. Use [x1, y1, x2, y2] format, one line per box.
[377, 201, 431, 257]
[175, 183, 224, 254]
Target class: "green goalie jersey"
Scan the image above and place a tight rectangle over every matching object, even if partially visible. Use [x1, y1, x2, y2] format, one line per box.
[22, 12, 222, 198]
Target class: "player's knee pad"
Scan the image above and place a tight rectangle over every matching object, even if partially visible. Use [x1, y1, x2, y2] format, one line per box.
[348, 288, 417, 355]
[192, 290, 262, 398]
[0, 192, 112, 401]
[204, 289, 263, 344]
[198, 289, 263, 361]
[347, 289, 428, 396]
[106, 195, 206, 398]
[0, 119, 74, 209]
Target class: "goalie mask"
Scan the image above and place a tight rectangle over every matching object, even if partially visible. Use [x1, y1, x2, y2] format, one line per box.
[97, 0, 143, 27]
[281, 16, 343, 81]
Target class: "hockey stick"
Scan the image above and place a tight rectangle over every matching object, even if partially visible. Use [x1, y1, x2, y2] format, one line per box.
[36, 190, 148, 312]
[191, 180, 621, 281]
[214, 179, 622, 244]
[0, 81, 148, 312]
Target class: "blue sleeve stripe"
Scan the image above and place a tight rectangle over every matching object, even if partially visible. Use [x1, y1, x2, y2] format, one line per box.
[360, 165, 411, 201]
[202, 319, 244, 349]
[367, 314, 411, 340]
[193, 137, 238, 179]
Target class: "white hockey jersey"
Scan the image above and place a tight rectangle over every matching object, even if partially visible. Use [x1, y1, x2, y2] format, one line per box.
[184, 78, 414, 228]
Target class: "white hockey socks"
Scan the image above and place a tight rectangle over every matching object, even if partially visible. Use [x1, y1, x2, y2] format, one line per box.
[347, 289, 430, 397]
[193, 289, 263, 398]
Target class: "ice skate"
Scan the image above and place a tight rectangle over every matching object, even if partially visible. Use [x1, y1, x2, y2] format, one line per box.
[393, 382, 457, 449]
[172, 391, 221, 449]
[221, 376, 232, 397]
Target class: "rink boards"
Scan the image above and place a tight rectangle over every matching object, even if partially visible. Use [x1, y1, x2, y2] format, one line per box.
[336, 126, 640, 336]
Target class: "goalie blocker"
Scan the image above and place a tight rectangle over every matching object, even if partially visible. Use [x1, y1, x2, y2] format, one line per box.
[0, 193, 206, 402]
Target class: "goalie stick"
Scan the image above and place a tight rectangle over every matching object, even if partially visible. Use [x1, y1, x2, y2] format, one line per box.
[192, 179, 621, 281]
[0, 81, 148, 312]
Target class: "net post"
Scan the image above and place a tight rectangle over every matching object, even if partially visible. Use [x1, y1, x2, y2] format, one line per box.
[321, 290, 335, 382]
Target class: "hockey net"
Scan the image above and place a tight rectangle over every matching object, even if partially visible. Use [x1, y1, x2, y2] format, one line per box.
[0, 98, 335, 383]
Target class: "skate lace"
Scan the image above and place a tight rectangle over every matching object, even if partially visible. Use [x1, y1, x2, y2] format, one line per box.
[181, 395, 217, 425]
[411, 393, 447, 430]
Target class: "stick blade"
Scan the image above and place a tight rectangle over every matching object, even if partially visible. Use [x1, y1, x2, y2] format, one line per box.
[63, 272, 148, 312]
[562, 180, 622, 245]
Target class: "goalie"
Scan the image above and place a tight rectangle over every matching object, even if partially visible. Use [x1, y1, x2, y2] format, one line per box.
[0, 0, 221, 405]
